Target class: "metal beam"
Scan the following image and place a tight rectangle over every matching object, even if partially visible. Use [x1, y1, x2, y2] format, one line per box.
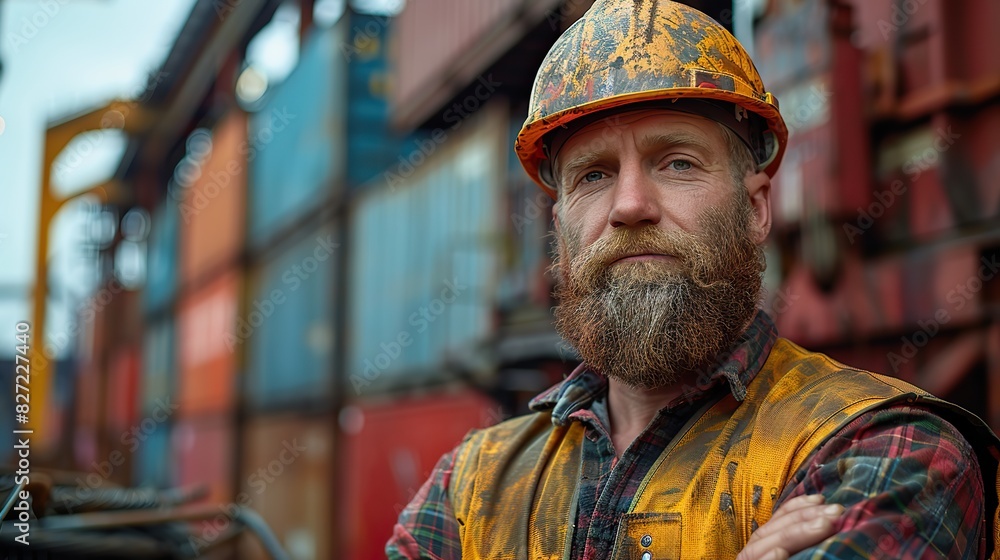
[30, 102, 147, 452]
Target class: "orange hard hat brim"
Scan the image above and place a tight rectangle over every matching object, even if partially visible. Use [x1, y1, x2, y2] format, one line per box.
[515, 87, 787, 199]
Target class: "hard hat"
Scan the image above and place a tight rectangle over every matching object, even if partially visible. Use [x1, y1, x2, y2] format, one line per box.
[514, 0, 788, 199]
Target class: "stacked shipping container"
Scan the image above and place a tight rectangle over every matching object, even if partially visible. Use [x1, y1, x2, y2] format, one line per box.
[59, 0, 1000, 557]
[755, 0, 1000, 422]
[171, 109, 248, 506]
[237, 18, 347, 559]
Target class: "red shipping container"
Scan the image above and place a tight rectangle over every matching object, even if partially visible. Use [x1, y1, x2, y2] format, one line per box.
[172, 413, 234, 506]
[237, 414, 333, 560]
[179, 110, 247, 290]
[176, 270, 240, 417]
[390, 0, 561, 129]
[105, 345, 140, 436]
[339, 389, 499, 560]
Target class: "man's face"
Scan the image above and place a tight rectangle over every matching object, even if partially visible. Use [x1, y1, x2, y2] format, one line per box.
[550, 109, 772, 391]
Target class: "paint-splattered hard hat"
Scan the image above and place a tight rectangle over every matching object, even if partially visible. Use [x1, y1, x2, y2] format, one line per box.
[515, 0, 788, 198]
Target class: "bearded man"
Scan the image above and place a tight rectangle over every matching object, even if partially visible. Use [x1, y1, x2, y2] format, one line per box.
[386, 1, 1000, 559]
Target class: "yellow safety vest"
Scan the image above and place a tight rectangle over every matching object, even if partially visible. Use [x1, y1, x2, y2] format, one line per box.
[449, 338, 1000, 559]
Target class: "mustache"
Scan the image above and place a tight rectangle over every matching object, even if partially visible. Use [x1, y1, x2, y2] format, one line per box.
[569, 226, 703, 278]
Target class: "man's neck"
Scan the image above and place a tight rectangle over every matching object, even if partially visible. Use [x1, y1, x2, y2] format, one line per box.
[606, 376, 687, 458]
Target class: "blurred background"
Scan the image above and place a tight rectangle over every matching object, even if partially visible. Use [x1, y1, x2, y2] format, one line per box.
[1, 0, 999, 557]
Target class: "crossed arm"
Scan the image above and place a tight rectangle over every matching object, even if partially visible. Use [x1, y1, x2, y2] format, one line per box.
[388, 406, 985, 560]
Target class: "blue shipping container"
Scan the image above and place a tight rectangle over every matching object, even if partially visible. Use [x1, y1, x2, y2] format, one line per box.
[348, 109, 504, 394]
[249, 19, 348, 246]
[144, 198, 179, 312]
[132, 421, 172, 489]
[346, 11, 401, 188]
[245, 223, 338, 408]
[141, 317, 175, 415]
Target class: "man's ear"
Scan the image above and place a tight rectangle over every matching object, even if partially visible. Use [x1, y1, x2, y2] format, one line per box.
[744, 170, 772, 244]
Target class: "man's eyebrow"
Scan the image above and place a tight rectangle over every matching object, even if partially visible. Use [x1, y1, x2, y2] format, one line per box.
[556, 149, 614, 185]
[636, 132, 714, 153]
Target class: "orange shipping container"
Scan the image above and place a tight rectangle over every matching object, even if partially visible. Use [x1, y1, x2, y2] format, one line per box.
[179, 110, 247, 290]
[177, 270, 240, 417]
[237, 414, 333, 559]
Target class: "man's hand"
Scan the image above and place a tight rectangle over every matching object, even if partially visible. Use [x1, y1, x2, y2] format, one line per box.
[735, 494, 843, 560]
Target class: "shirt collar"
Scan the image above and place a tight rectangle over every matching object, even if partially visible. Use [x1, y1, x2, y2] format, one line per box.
[529, 309, 779, 425]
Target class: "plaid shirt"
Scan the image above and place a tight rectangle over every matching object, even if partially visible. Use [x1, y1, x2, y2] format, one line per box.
[386, 311, 985, 559]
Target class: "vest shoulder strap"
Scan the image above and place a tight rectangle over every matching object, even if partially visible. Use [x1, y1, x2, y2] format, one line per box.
[450, 412, 585, 560]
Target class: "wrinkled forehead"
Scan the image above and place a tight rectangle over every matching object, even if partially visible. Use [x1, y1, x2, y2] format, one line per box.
[553, 108, 724, 165]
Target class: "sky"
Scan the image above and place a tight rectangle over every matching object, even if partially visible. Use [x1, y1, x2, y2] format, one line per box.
[0, 0, 198, 357]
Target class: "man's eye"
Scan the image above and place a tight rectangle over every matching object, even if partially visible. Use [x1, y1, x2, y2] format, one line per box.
[668, 160, 693, 171]
[583, 171, 604, 182]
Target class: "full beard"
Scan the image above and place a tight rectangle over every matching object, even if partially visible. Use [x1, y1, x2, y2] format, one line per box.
[552, 192, 765, 391]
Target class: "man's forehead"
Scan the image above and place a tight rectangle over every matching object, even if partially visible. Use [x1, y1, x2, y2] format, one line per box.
[557, 109, 723, 157]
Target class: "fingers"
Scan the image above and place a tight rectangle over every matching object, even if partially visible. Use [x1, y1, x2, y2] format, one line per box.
[737, 515, 837, 560]
[759, 550, 789, 560]
[736, 497, 843, 560]
[750, 501, 843, 543]
[769, 493, 824, 519]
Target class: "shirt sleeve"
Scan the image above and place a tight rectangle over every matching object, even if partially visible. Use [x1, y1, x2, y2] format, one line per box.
[776, 405, 985, 560]
[385, 446, 463, 560]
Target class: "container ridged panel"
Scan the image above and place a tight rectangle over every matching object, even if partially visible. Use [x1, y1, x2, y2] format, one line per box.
[237, 414, 333, 559]
[348, 113, 501, 393]
[144, 199, 179, 313]
[249, 21, 347, 246]
[246, 223, 337, 408]
[141, 317, 174, 416]
[346, 12, 399, 188]
[132, 421, 172, 489]
[393, 0, 519, 109]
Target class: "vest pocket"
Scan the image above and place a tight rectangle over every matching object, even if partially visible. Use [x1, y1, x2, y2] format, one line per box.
[610, 512, 682, 560]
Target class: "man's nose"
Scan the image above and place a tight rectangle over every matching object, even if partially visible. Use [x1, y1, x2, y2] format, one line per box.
[608, 163, 662, 228]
